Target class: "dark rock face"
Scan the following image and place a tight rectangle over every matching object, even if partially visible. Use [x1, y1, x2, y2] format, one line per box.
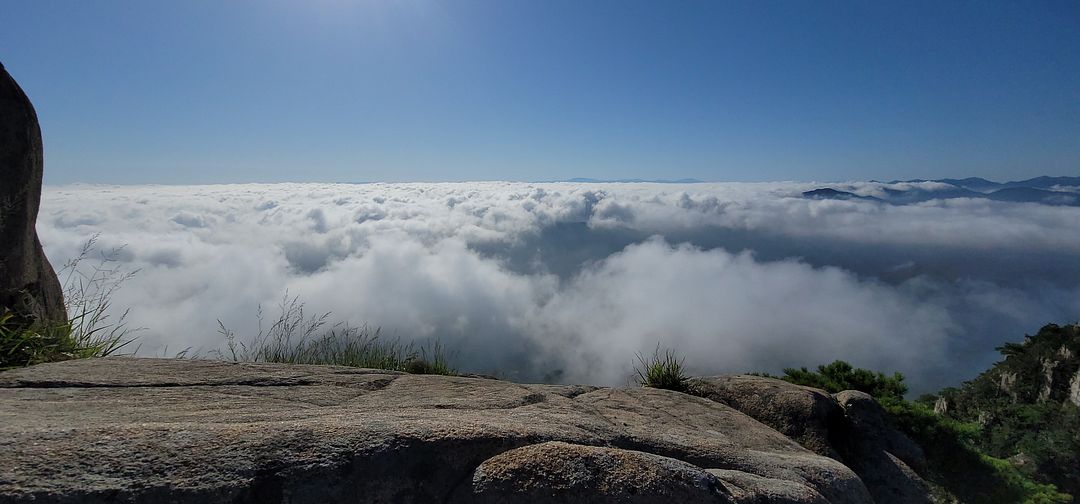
[693, 376, 931, 504]
[832, 391, 930, 504]
[0, 63, 66, 326]
[0, 358, 877, 503]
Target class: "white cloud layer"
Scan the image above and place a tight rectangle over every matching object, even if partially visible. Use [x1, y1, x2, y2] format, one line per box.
[38, 182, 1080, 391]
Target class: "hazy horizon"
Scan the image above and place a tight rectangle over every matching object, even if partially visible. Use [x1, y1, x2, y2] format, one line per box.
[41, 173, 1080, 186]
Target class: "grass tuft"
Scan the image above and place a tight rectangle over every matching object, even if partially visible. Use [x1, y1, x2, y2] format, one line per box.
[634, 344, 692, 393]
[216, 294, 456, 375]
[1, 235, 138, 370]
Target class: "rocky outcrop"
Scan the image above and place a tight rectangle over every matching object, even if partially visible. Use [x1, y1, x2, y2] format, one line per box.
[1070, 368, 1080, 407]
[1038, 357, 1057, 402]
[933, 396, 948, 415]
[998, 371, 1018, 400]
[691, 375, 846, 459]
[925, 324, 1080, 497]
[832, 391, 930, 504]
[0, 358, 881, 503]
[692, 376, 931, 504]
[0, 63, 66, 326]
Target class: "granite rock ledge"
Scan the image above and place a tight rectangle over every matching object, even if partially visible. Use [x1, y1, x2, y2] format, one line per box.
[0, 358, 930, 503]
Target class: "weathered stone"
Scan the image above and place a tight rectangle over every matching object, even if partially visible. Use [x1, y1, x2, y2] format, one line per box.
[998, 371, 1018, 399]
[833, 391, 930, 504]
[0, 62, 66, 326]
[1038, 357, 1057, 402]
[692, 375, 845, 459]
[1070, 368, 1080, 407]
[454, 441, 735, 503]
[0, 357, 874, 504]
[709, 469, 830, 504]
[933, 396, 948, 415]
[691, 375, 931, 504]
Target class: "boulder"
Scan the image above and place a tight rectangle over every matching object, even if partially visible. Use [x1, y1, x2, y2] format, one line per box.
[832, 391, 930, 504]
[692, 375, 931, 504]
[692, 375, 845, 458]
[0, 62, 66, 326]
[454, 441, 735, 503]
[0, 357, 873, 504]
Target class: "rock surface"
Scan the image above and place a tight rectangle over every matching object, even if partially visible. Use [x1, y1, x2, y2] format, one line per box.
[693, 376, 931, 504]
[1071, 368, 1080, 407]
[708, 469, 830, 504]
[455, 441, 735, 503]
[0, 358, 879, 503]
[832, 391, 930, 504]
[0, 62, 66, 326]
[692, 375, 845, 458]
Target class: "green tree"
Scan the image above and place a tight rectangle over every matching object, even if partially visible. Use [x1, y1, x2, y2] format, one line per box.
[781, 360, 907, 400]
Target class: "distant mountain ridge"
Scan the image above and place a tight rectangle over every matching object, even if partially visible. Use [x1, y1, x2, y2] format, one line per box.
[882, 176, 1080, 192]
[802, 188, 883, 202]
[807, 175, 1080, 206]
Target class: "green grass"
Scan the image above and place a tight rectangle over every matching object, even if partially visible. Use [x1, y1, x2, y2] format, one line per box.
[633, 345, 692, 393]
[0, 313, 134, 370]
[1, 236, 138, 370]
[216, 294, 456, 375]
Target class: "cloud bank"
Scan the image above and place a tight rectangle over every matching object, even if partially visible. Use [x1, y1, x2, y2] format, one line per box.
[39, 182, 1080, 391]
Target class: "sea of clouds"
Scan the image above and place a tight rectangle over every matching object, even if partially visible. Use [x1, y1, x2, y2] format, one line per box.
[38, 181, 1080, 392]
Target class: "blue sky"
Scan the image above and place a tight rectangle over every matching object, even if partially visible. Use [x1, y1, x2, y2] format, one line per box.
[3, 0, 1078, 184]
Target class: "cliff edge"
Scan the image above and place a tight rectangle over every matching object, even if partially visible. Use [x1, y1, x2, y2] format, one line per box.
[0, 358, 931, 503]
